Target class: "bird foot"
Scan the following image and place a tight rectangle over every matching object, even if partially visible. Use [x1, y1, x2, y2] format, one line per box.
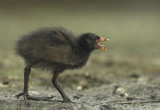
[16, 92, 29, 107]
[62, 98, 72, 103]
[16, 92, 54, 106]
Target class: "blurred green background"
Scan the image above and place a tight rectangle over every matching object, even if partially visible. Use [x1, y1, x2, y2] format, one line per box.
[0, 0, 160, 90]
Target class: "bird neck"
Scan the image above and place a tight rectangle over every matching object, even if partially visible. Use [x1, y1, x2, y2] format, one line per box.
[66, 37, 92, 66]
[70, 46, 91, 66]
[75, 36, 93, 54]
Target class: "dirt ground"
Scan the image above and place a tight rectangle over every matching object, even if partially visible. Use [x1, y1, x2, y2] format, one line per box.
[0, 52, 160, 110]
[0, 53, 160, 110]
[0, 73, 160, 110]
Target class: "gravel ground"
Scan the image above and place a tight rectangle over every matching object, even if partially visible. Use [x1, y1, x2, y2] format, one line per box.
[0, 81, 160, 110]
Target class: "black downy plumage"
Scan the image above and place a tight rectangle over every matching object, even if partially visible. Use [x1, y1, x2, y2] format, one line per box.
[16, 27, 108, 106]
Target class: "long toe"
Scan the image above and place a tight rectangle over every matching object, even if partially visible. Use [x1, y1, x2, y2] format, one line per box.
[16, 92, 29, 107]
[23, 94, 29, 107]
[16, 92, 29, 98]
[27, 95, 54, 101]
[16, 93, 24, 98]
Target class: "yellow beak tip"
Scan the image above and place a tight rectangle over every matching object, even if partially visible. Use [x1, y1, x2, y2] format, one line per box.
[106, 39, 110, 42]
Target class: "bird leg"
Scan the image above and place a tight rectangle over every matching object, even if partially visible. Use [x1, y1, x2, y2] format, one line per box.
[52, 73, 71, 103]
[16, 66, 53, 106]
[16, 66, 31, 106]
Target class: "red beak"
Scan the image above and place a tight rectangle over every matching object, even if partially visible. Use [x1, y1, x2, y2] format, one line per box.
[99, 37, 106, 42]
[98, 37, 110, 52]
[100, 37, 110, 42]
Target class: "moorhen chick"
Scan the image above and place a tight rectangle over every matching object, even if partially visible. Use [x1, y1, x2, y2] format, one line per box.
[16, 27, 109, 106]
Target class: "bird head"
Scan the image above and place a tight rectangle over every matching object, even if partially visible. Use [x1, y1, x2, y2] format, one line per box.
[78, 33, 110, 52]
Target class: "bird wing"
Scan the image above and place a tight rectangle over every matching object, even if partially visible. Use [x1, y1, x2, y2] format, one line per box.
[34, 45, 72, 64]
[18, 27, 75, 65]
